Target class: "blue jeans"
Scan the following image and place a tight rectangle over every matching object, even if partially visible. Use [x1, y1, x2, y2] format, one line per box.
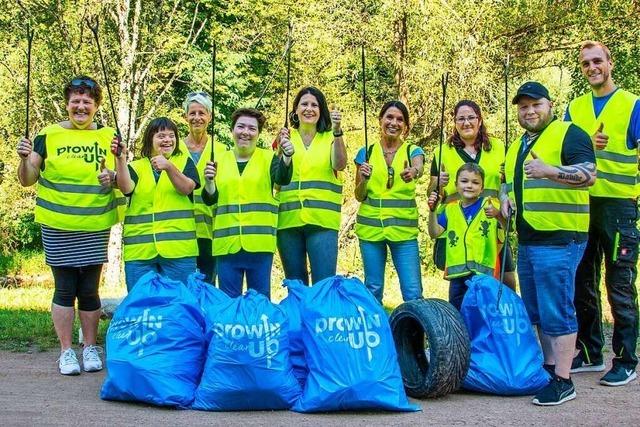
[125, 256, 197, 291]
[196, 238, 216, 284]
[277, 225, 338, 285]
[359, 239, 422, 303]
[217, 250, 273, 299]
[518, 241, 587, 337]
[449, 275, 473, 311]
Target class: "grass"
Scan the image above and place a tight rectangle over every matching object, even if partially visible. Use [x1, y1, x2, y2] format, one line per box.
[0, 249, 635, 352]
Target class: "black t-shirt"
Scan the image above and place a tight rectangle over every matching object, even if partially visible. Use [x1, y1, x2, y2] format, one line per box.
[127, 156, 200, 201]
[513, 120, 595, 245]
[430, 146, 483, 176]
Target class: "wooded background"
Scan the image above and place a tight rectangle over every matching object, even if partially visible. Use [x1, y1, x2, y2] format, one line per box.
[1, 0, 639, 286]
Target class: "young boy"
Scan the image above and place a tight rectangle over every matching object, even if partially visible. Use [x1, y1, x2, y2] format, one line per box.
[428, 162, 506, 310]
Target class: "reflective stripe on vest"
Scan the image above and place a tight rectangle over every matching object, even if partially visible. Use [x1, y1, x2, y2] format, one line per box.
[568, 89, 639, 198]
[277, 130, 343, 230]
[443, 199, 500, 280]
[505, 120, 590, 232]
[123, 155, 198, 261]
[435, 137, 505, 204]
[181, 137, 229, 239]
[34, 124, 121, 231]
[356, 142, 418, 242]
[213, 148, 279, 255]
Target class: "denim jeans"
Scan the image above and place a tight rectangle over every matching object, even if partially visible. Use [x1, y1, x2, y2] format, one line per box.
[359, 239, 422, 303]
[574, 197, 639, 368]
[196, 238, 217, 284]
[449, 275, 473, 311]
[518, 241, 586, 337]
[125, 256, 197, 291]
[217, 250, 273, 299]
[277, 225, 338, 285]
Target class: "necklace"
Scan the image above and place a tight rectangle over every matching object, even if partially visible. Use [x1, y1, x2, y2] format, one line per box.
[383, 148, 399, 156]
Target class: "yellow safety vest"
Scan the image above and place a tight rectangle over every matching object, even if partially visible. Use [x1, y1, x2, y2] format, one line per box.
[123, 154, 198, 261]
[277, 130, 343, 230]
[505, 120, 590, 232]
[35, 124, 125, 231]
[213, 148, 279, 255]
[443, 198, 501, 279]
[180, 137, 229, 239]
[356, 142, 418, 242]
[434, 137, 505, 204]
[567, 89, 639, 198]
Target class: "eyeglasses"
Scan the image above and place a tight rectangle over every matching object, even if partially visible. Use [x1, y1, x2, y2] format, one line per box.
[387, 166, 395, 189]
[187, 91, 211, 99]
[70, 78, 97, 88]
[455, 115, 478, 124]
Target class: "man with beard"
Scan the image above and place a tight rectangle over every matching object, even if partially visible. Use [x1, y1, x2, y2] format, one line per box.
[502, 82, 596, 405]
[565, 41, 640, 386]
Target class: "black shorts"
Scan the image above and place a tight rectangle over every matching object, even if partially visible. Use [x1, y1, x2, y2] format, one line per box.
[51, 265, 103, 311]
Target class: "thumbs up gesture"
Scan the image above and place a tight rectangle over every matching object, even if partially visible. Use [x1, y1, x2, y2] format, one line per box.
[97, 157, 115, 188]
[400, 159, 416, 182]
[593, 122, 608, 150]
[523, 150, 551, 179]
[437, 162, 449, 189]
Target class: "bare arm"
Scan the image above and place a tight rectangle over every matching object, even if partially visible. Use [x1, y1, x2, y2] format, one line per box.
[524, 154, 596, 187]
[330, 109, 347, 171]
[111, 138, 135, 194]
[151, 156, 196, 196]
[354, 163, 371, 202]
[427, 191, 444, 238]
[16, 137, 42, 186]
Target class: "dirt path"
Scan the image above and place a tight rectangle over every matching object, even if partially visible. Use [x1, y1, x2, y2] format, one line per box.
[1, 350, 638, 426]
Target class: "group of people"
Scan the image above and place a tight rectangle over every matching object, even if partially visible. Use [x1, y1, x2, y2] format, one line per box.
[16, 40, 638, 407]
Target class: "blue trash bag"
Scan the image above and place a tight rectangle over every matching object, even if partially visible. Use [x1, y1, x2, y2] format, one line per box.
[292, 275, 419, 413]
[279, 280, 309, 388]
[460, 274, 551, 395]
[186, 272, 231, 342]
[192, 289, 301, 411]
[100, 271, 207, 408]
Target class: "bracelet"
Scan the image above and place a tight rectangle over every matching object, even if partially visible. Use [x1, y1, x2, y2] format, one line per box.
[333, 130, 343, 138]
[283, 152, 293, 158]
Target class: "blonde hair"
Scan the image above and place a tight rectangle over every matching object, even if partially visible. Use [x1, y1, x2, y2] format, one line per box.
[580, 40, 611, 61]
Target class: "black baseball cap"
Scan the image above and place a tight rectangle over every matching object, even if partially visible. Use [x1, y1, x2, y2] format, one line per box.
[512, 81, 551, 104]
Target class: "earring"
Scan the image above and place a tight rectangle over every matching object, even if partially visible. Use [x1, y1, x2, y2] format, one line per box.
[290, 112, 299, 126]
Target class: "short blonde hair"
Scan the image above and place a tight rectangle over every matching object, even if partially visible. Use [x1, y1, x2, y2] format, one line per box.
[580, 40, 611, 61]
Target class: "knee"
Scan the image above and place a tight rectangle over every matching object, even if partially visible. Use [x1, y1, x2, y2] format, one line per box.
[52, 288, 75, 308]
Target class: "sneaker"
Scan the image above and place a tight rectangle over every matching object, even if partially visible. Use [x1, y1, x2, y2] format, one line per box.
[570, 352, 605, 373]
[58, 348, 81, 375]
[82, 345, 103, 372]
[599, 365, 637, 387]
[532, 376, 576, 406]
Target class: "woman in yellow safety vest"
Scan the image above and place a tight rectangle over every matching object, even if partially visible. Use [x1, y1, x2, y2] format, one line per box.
[182, 91, 227, 283]
[430, 100, 516, 289]
[113, 117, 200, 291]
[202, 108, 294, 299]
[276, 86, 347, 285]
[354, 100, 425, 303]
[16, 76, 123, 376]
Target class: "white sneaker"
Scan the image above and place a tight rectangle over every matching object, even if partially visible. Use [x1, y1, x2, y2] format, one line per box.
[58, 348, 81, 375]
[82, 345, 103, 372]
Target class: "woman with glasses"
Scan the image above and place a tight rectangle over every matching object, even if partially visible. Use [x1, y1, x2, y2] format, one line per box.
[202, 108, 294, 299]
[354, 100, 424, 303]
[16, 76, 123, 376]
[430, 99, 515, 289]
[182, 91, 227, 284]
[276, 86, 347, 286]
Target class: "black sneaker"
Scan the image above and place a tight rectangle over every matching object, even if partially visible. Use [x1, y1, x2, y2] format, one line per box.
[543, 364, 555, 376]
[570, 351, 605, 373]
[532, 376, 576, 406]
[599, 365, 637, 386]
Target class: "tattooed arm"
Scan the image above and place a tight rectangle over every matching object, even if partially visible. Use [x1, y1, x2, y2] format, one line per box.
[524, 153, 596, 187]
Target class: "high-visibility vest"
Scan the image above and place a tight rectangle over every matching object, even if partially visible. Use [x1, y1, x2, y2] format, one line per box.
[123, 154, 198, 261]
[180, 137, 229, 239]
[505, 120, 590, 232]
[213, 148, 279, 255]
[443, 198, 501, 279]
[356, 142, 418, 242]
[567, 89, 639, 198]
[277, 130, 343, 230]
[35, 124, 125, 231]
[434, 137, 505, 204]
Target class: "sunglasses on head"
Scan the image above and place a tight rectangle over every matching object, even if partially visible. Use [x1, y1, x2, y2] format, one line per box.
[70, 78, 97, 88]
[387, 166, 395, 189]
[187, 91, 211, 99]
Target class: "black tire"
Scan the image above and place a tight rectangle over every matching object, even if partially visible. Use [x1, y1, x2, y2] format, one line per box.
[389, 298, 470, 398]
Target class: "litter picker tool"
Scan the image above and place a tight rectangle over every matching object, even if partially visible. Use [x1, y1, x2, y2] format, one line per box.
[497, 206, 514, 305]
[25, 23, 34, 139]
[361, 44, 369, 161]
[210, 41, 216, 162]
[431, 72, 449, 212]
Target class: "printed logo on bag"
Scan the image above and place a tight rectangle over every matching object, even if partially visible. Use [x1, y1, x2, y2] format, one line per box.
[314, 306, 381, 361]
[56, 142, 106, 170]
[479, 301, 530, 346]
[109, 309, 163, 356]
[212, 314, 281, 367]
